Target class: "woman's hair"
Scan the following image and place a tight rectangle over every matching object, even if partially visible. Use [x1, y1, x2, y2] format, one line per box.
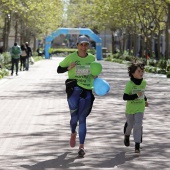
[128, 61, 145, 77]
[21, 43, 26, 50]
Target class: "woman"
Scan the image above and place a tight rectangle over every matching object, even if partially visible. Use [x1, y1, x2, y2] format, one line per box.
[57, 35, 96, 157]
[20, 43, 27, 71]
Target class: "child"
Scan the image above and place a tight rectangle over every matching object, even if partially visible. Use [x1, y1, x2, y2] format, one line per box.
[123, 61, 148, 153]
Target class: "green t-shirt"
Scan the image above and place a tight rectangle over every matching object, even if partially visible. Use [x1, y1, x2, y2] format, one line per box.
[59, 51, 95, 90]
[11, 46, 21, 59]
[124, 79, 146, 114]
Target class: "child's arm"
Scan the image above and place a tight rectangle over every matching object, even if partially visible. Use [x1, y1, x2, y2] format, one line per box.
[144, 95, 149, 107]
[145, 101, 149, 107]
[144, 95, 147, 101]
[123, 93, 138, 100]
[124, 82, 143, 101]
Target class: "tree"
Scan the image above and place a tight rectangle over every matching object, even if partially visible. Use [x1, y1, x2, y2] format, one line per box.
[0, 0, 64, 51]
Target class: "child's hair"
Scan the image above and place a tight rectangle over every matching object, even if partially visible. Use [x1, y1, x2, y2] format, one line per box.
[128, 61, 145, 77]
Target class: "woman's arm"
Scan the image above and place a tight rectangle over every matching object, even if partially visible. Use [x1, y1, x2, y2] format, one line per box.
[57, 65, 68, 73]
[57, 62, 76, 73]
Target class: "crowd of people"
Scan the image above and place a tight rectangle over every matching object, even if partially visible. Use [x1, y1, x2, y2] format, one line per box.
[10, 42, 32, 76]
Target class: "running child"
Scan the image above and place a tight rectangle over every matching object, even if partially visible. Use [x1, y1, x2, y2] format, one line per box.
[123, 61, 149, 153]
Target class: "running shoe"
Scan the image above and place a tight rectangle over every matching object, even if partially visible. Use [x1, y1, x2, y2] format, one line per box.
[78, 148, 85, 157]
[70, 132, 76, 147]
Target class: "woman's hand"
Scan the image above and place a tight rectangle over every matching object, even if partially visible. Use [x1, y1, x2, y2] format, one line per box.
[93, 76, 98, 79]
[68, 62, 76, 70]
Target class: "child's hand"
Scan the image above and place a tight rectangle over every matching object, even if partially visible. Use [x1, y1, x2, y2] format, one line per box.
[137, 91, 143, 97]
[145, 101, 149, 107]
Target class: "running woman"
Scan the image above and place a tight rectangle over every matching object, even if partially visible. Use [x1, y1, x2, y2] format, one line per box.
[57, 35, 96, 157]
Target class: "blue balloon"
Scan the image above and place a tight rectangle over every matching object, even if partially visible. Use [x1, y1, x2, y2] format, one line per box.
[93, 78, 110, 96]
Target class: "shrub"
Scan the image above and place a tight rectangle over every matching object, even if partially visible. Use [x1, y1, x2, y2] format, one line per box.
[1, 68, 9, 76]
[33, 56, 44, 62]
[157, 69, 166, 74]
[124, 56, 134, 61]
[112, 58, 123, 63]
[145, 66, 157, 73]
[33, 51, 38, 56]
[0, 68, 10, 77]
[51, 48, 96, 55]
[144, 66, 149, 72]
[88, 48, 96, 55]
[104, 56, 113, 61]
[157, 60, 167, 69]
[149, 67, 157, 73]
[0, 52, 11, 69]
[0, 54, 4, 65]
[167, 71, 170, 78]
[166, 65, 170, 71]
[0, 70, 4, 78]
[113, 53, 121, 59]
[4, 63, 11, 70]
[148, 59, 156, 67]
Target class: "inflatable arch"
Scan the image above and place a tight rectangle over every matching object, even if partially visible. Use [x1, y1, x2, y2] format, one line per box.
[45, 28, 103, 60]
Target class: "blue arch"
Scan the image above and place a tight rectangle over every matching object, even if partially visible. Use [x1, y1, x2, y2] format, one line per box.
[45, 28, 103, 60]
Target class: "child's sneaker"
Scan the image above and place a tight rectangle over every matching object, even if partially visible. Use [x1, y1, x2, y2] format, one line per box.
[78, 148, 85, 157]
[70, 132, 76, 147]
[124, 135, 130, 146]
[135, 143, 140, 153]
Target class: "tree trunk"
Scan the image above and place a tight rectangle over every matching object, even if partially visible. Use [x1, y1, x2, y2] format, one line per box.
[111, 32, 115, 54]
[133, 33, 137, 57]
[14, 21, 18, 43]
[20, 20, 23, 43]
[129, 34, 133, 55]
[123, 33, 126, 53]
[118, 35, 122, 53]
[3, 17, 8, 51]
[165, 21, 169, 60]
[140, 35, 145, 58]
[165, 3, 170, 60]
[157, 32, 161, 60]
[150, 32, 153, 58]
[33, 35, 36, 51]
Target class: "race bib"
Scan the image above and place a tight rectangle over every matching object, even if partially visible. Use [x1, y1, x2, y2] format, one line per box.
[75, 65, 90, 76]
[132, 89, 145, 99]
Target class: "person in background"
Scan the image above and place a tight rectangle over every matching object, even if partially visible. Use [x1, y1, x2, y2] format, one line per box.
[0, 46, 3, 54]
[10, 42, 21, 76]
[25, 42, 32, 71]
[37, 47, 43, 56]
[20, 43, 27, 71]
[123, 61, 149, 153]
[57, 35, 96, 157]
[48, 47, 53, 59]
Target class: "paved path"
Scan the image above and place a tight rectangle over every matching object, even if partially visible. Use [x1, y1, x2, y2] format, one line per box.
[0, 57, 170, 170]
